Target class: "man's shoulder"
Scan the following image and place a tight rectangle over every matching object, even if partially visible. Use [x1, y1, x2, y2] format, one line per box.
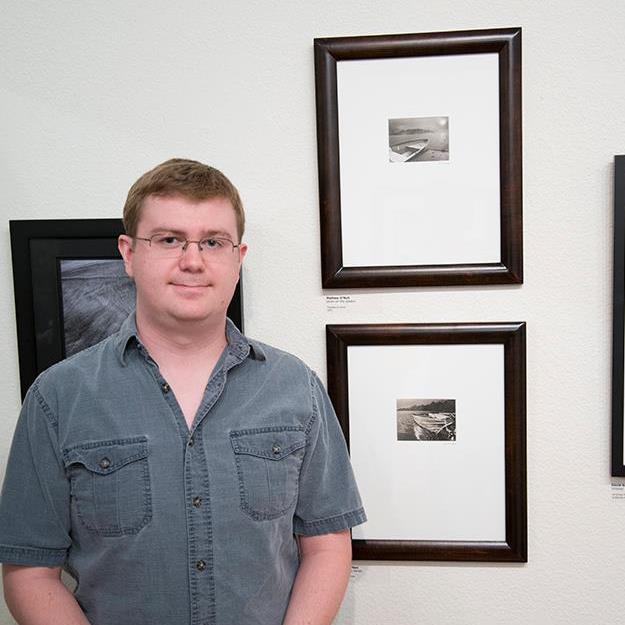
[245, 336, 313, 376]
[32, 331, 123, 395]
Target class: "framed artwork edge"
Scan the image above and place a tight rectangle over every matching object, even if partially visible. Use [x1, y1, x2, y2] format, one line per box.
[327, 321, 527, 562]
[10, 219, 125, 399]
[612, 155, 625, 477]
[314, 27, 523, 288]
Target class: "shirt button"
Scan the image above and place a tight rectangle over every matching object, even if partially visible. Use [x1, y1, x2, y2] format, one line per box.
[192, 496, 202, 508]
[161, 382, 170, 394]
[272, 443, 281, 456]
[99, 457, 111, 469]
[195, 560, 206, 571]
[188, 437, 195, 447]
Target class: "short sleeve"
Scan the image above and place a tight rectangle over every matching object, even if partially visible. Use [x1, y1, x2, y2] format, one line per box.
[0, 383, 71, 566]
[293, 371, 366, 536]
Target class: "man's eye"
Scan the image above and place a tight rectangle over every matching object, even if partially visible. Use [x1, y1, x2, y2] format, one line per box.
[156, 236, 183, 247]
[201, 238, 223, 250]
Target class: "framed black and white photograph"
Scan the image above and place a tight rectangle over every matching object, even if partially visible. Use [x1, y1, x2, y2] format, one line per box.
[326, 322, 527, 561]
[612, 155, 625, 477]
[315, 28, 523, 288]
[396, 398, 456, 441]
[388, 116, 450, 163]
[10, 219, 243, 399]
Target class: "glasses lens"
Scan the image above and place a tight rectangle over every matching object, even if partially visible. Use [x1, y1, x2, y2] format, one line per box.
[199, 238, 236, 261]
[145, 235, 237, 262]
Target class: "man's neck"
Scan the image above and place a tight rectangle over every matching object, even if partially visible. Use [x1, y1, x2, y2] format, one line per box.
[135, 309, 228, 366]
[134, 310, 229, 428]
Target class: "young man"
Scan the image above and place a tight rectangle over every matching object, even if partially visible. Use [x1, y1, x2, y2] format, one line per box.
[0, 159, 366, 625]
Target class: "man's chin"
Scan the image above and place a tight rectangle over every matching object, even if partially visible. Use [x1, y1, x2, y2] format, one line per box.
[165, 306, 226, 325]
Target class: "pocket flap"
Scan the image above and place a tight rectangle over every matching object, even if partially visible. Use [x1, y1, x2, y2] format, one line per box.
[230, 428, 306, 461]
[63, 437, 149, 475]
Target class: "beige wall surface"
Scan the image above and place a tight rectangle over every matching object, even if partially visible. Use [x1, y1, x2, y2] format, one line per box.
[1, 1, 624, 623]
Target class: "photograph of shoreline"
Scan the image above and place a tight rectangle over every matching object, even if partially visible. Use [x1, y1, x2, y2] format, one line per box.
[396, 398, 456, 441]
[388, 116, 450, 163]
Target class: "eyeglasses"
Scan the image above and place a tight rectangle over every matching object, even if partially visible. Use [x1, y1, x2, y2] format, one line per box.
[134, 234, 241, 261]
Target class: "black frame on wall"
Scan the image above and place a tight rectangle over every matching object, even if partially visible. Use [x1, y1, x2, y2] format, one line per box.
[612, 155, 625, 477]
[314, 27, 523, 288]
[326, 321, 527, 562]
[10, 219, 243, 399]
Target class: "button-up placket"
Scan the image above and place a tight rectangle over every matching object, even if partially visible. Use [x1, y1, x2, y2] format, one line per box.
[184, 340, 251, 625]
[139, 336, 250, 625]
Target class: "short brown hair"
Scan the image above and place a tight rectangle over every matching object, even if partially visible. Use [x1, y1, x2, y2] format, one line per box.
[123, 158, 245, 240]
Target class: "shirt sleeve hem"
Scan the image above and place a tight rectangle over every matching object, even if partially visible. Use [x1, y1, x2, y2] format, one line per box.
[293, 507, 367, 536]
[0, 544, 67, 566]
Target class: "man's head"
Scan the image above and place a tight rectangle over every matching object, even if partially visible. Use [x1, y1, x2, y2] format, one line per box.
[118, 159, 247, 330]
[122, 158, 245, 242]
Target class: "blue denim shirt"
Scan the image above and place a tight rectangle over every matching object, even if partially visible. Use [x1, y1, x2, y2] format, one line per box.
[0, 315, 366, 625]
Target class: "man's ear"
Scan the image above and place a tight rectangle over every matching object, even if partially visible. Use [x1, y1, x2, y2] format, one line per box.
[118, 235, 134, 278]
[238, 242, 248, 264]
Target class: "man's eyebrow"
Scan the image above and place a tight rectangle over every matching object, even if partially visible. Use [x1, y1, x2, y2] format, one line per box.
[148, 228, 186, 236]
[201, 230, 233, 239]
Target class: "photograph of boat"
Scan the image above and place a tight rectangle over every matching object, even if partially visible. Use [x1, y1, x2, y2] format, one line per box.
[396, 398, 456, 441]
[388, 138, 430, 163]
[412, 412, 456, 441]
[388, 116, 449, 163]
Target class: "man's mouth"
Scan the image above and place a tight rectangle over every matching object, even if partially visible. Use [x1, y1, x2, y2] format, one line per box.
[171, 282, 210, 288]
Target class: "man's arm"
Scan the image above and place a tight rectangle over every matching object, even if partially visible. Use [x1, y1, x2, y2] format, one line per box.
[3, 564, 90, 625]
[282, 530, 352, 625]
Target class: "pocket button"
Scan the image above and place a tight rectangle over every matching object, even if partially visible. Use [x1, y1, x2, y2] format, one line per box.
[271, 443, 281, 456]
[99, 457, 111, 469]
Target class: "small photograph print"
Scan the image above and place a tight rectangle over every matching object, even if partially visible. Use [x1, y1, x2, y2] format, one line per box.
[388, 116, 449, 163]
[396, 398, 456, 441]
[60, 259, 135, 357]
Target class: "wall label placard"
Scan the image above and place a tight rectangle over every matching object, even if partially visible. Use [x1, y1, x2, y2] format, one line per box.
[326, 295, 357, 311]
[610, 480, 625, 500]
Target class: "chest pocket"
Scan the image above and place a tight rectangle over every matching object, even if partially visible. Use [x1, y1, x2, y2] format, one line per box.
[63, 437, 152, 537]
[230, 427, 307, 521]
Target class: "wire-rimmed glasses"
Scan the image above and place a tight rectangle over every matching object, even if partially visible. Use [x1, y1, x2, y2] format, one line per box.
[134, 233, 241, 262]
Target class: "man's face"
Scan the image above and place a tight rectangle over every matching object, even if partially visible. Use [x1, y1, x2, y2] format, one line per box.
[118, 194, 247, 328]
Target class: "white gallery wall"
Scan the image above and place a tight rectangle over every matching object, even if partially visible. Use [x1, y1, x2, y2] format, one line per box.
[1, 1, 624, 623]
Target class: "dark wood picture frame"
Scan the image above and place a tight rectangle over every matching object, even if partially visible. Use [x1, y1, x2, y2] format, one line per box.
[326, 322, 527, 562]
[314, 27, 523, 288]
[612, 155, 625, 477]
[10, 219, 243, 400]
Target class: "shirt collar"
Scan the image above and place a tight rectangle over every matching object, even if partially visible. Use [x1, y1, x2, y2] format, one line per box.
[115, 312, 265, 365]
[114, 313, 140, 365]
[225, 317, 266, 363]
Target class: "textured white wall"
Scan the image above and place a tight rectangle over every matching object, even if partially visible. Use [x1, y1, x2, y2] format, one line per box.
[1, 1, 624, 623]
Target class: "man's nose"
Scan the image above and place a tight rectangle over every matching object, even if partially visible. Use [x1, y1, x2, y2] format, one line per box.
[178, 241, 205, 269]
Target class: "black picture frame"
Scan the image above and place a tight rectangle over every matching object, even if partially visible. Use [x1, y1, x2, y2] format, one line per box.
[612, 155, 625, 477]
[314, 27, 523, 288]
[10, 219, 243, 400]
[326, 322, 527, 562]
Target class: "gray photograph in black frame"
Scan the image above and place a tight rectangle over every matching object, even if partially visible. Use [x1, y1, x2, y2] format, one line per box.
[612, 155, 625, 477]
[326, 322, 527, 562]
[10, 219, 243, 400]
[314, 27, 523, 288]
